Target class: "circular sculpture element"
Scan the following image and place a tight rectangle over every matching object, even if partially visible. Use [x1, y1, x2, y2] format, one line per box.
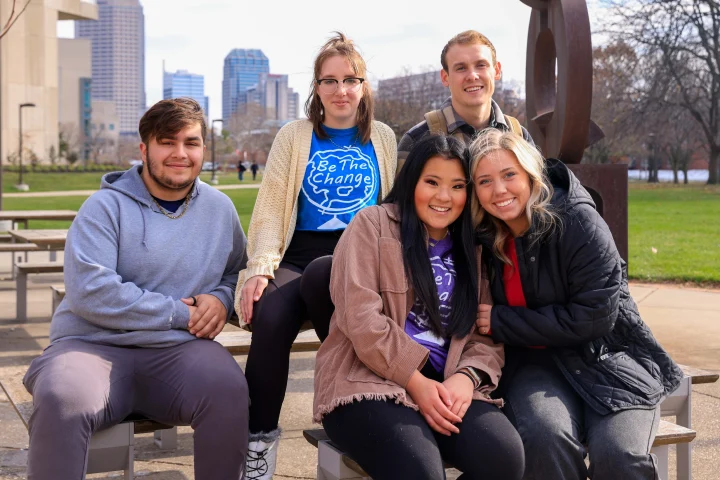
[522, 0, 597, 163]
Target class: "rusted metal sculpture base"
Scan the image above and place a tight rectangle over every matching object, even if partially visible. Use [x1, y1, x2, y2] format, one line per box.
[567, 164, 628, 261]
[520, 0, 627, 262]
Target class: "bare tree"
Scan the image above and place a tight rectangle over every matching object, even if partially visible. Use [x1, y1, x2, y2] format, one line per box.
[602, 0, 720, 184]
[0, 0, 31, 40]
[583, 40, 646, 165]
[375, 66, 448, 141]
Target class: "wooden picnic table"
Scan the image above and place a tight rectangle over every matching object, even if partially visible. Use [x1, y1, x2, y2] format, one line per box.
[0, 210, 77, 230]
[8, 229, 68, 248]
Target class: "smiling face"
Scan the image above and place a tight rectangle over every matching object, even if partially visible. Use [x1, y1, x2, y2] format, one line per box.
[316, 55, 363, 129]
[473, 149, 531, 236]
[440, 43, 501, 122]
[414, 155, 468, 241]
[139, 122, 205, 200]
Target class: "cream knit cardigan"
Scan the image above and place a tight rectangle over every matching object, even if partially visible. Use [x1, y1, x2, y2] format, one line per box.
[234, 119, 398, 320]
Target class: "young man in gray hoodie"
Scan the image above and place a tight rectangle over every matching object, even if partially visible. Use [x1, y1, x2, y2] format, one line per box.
[23, 98, 249, 480]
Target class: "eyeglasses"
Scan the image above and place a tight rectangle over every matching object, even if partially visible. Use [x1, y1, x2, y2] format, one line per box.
[316, 77, 365, 94]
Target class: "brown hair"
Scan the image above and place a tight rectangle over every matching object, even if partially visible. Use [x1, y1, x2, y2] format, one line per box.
[139, 97, 207, 145]
[441, 30, 497, 71]
[304, 32, 374, 144]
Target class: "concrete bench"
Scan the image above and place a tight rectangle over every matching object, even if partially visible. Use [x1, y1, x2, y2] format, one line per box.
[50, 284, 65, 314]
[16, 263, 64, 322]
[214, 328, 320, 355]
[304, 364, 718, 480]
[304, 420, 695, 480]
[0, 364, 176, 480]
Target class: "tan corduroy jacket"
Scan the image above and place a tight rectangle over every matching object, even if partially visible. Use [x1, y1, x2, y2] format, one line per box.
[313, 204, 504, 422]
[234, 119, 398, 321]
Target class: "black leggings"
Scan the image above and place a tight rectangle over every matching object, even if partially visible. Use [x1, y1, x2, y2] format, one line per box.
[322, 399, 525, 480]
[245, 257, 334, 434]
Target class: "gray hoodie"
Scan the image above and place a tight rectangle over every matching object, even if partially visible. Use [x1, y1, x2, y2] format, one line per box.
[49, 165, 247, 347]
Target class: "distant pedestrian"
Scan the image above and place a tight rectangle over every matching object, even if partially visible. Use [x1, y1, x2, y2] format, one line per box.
[250, 162, 259, 181]
[238, 161, 247, 181]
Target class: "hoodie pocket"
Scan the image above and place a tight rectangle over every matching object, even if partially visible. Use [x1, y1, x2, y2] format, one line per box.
[599, 351, 663, 402]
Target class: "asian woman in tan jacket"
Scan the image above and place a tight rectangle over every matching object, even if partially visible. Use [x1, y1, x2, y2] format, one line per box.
[314, 135, 524, 479]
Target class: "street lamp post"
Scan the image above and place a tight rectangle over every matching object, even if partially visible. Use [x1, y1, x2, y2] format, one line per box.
[17, 102, 36, 191]
[210, 119, 223, 185]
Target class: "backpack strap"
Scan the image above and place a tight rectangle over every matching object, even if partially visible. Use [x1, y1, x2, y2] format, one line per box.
[424, 109, 466, 143]
[504, 114, 523, 138]
[424, 110, 448, 135]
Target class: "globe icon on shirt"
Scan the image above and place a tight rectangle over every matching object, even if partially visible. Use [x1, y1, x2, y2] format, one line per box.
[302, 146, 377, 230]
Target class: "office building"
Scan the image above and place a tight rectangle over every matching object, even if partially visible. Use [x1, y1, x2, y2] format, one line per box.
[0, 0, 97, 165]
[287, 88, 300, 120]
[163, 69, 209, 116]
[222, 49, 269, 122]
[58, 38, 93, 161]
[377, 71, 448, 110]
[76, 0, 146, 137]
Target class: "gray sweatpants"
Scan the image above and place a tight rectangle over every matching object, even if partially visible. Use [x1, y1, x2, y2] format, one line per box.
[505, 360, 661, 480]
[23, 338, 248, 480]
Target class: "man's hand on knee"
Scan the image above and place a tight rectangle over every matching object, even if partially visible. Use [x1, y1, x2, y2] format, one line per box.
[182, 294, 227, 339]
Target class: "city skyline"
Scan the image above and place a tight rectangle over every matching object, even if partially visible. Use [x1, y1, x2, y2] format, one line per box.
[58, 0, 606, 123]
[75, 0, 146, 136]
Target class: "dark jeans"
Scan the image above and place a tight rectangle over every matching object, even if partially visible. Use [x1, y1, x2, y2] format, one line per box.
[23, 339, 248, 480]
[322, 399, 525, 480]
[245, 257, 334, 434]
[504, 359, 661, 480]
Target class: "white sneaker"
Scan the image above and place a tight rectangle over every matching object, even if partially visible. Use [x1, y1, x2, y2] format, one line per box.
[245, 429, 280, 480]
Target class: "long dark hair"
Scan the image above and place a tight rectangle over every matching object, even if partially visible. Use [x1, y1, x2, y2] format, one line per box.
[384, 135, 478, 339]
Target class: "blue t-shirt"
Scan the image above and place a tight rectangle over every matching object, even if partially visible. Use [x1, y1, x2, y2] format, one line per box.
[296, 126, 380, 231]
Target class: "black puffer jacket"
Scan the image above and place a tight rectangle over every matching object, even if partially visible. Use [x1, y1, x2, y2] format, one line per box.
[479, 159, 683, 414]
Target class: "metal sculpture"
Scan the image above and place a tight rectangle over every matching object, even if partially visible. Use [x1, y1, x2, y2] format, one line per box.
[521, 0, 628, 260]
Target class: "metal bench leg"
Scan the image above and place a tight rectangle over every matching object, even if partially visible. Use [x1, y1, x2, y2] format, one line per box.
[676, 386, 693, 480]
[49, 250, 57, 262]
[651, 445, 668, 480]
[317, 441, 370, 480]
[16, 269, 28, 322]
[86, 422, 134, 477]
[154, 426, 178, 449]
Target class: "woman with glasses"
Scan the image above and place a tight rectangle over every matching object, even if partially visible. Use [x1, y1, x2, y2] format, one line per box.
[235, 32, 397, 480]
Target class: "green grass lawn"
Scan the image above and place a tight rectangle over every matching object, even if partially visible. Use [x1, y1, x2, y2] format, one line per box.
[1, 169, 262, 193]
[3, 182, 719, 285]
[628, 183, 720, 285]
[2, 189, 259, 231]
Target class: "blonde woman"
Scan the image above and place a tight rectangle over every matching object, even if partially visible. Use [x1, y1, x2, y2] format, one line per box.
[469, 129, 683, 480]
[235, 33, 397, 479]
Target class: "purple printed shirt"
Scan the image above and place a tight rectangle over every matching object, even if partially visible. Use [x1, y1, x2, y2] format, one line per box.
[404, 234, 455, 372]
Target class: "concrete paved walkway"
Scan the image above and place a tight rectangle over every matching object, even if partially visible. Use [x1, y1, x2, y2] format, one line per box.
[0, 252, 718, 478]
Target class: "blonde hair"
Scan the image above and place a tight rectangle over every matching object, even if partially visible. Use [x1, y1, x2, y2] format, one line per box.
[441, 30, 497, 71]
[469, 129, 559, 264]
[304, 32, 374, 143]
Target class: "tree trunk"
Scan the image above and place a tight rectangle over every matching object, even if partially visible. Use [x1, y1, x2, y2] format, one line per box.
[683, 167, 689, 184]
[709, 147, 719, 185]
[673, 166, 679, 184]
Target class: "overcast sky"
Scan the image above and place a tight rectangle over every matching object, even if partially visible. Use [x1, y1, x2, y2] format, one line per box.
[59, 0, 604, 122]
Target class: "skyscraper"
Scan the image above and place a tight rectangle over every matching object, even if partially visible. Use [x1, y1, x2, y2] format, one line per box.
[222, 49, 269, 122]
[163, 69, 209, 116]
[76, 0, 146, 137]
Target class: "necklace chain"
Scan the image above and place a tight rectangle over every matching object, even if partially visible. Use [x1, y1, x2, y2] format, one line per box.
[152, 193, 191, 220]
[328, 135, 358, 150]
